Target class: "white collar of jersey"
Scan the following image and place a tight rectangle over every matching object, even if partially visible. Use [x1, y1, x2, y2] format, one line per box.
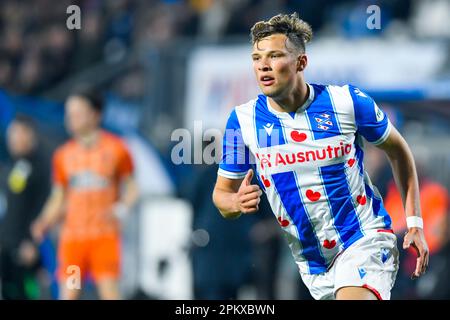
[266, 83, 315, 119]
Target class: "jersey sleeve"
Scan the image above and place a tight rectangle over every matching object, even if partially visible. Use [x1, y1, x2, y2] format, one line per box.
[348, 85, 392, 145]
[52, 148, 67, 187]
[218, 109, 252, 179]
[116, 139, 134, 179]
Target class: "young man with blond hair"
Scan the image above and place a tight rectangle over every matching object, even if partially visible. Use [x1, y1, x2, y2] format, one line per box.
[213, 13, 428, 300]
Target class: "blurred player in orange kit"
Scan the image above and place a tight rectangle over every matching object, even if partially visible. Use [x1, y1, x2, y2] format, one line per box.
[31, 88, 138, 300]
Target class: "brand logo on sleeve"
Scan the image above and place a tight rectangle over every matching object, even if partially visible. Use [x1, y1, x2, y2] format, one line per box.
[374, 103, 384, 122]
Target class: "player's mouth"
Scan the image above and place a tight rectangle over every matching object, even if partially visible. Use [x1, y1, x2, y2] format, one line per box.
[260, 75, 275, 86]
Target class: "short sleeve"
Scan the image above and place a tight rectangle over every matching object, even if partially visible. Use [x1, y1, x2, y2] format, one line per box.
[116, 139, 134, 179]
[218, 109, 252, 179]
[348, 85, 392, 145]
[52, 148, 67, 187]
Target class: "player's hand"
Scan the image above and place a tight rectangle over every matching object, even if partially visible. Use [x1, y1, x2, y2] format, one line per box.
[234, 169, 262, 214]
[403, 227, 429, 279]
[18, 240, 39, 267]
[108, 202, 129, 223]
[30, 219, 47, 244]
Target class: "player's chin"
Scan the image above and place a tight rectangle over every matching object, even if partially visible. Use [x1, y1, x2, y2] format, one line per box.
[260, 86, 279, 97]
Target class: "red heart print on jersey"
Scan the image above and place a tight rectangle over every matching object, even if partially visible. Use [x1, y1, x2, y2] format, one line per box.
[306, 189, 321, 202]
[357, 195, 367, 205]
[348, 159, 356, 167]
[290, 131, 307, 142]
[277, 217, 289, 227]
[323, 239, 336, 249]
[261, 175, 271, 188]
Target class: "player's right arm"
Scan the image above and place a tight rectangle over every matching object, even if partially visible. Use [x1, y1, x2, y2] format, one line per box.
[31, 147, 67, 243]
[213, 169, 262, 219]
[213, 108, 262, 219]
[349, 85, 429, 278]
[31, 184, 65, 243]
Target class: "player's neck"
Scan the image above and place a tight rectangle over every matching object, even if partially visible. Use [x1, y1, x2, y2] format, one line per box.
[76, 129, 101, 148]
[269, 81, 309, 114]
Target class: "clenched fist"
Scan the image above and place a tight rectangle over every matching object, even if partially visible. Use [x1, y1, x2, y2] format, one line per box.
[234, 169, 262, 214]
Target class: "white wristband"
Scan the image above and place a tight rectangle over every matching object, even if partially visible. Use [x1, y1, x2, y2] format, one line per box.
[406, 216, 423, 229]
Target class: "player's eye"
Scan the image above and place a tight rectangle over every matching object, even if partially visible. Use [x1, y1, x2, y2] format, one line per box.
[252, 56, 260, 61]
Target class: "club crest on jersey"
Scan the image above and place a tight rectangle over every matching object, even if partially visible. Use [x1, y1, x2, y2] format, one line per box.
[315, 113, 333, 131]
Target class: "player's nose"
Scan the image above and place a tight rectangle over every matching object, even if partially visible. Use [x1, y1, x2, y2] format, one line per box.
[258, 61, 272, 72]
[257, 57, 271, 72]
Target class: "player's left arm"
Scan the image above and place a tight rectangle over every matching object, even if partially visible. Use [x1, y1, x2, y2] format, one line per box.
[111, 174, 139, 222]
[112, 140, 139, 221]
[121, 174, 139, 208]
[377, 126, 429, 278]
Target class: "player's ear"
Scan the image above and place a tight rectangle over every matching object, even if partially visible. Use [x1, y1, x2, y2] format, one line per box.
[297, 54, 307, 72]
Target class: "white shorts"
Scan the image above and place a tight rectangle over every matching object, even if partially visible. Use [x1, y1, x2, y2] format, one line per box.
[300, 230, 399, 300]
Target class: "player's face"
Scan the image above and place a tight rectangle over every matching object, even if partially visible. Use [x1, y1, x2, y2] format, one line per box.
[7, 122, 34, 157]
[65, 96, 101, 137]
[252, 34, 303, 98]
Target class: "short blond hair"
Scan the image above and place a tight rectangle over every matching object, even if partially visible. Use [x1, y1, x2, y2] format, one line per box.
[250, 13, 313, 53]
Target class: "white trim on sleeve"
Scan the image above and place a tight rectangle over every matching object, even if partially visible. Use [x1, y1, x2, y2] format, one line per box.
[371, 120, 392, 146]
[217, 168, 247, 179]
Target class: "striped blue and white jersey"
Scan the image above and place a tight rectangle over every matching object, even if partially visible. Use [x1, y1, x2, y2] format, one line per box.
[218, 83, 393, 275]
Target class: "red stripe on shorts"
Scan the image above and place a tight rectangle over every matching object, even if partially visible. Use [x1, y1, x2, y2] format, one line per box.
[362, 284, 383, 300]
[377, 229, 394, 234]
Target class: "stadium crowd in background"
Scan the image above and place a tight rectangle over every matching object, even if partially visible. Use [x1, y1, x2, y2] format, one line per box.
[2, 0, 449, 97]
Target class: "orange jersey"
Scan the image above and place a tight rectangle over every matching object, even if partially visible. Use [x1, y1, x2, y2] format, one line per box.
[52, 130, 133, 240]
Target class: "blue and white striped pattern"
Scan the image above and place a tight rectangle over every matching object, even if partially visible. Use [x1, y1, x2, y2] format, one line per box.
[218, 84, 393, 274]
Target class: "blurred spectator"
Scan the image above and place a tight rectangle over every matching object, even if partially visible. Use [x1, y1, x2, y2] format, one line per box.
[104, 0, 135, 48]
[39, 24, 74, 85]
[0, 51, 13, 90]
[410, 0, 450, 38]
[70, 11, 105, 73]
[0, 115, 50, 299]
[197, 0, 240, 41]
